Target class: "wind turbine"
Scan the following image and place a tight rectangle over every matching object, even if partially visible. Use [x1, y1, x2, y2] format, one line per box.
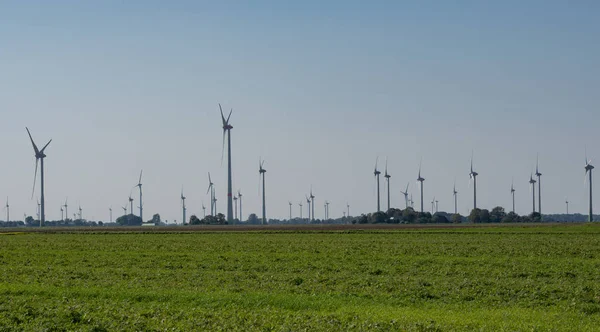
[310, 188, 315, 221]
[306, 195, 311, 221]
[259, 158, 267, 225]
[129, 194, 134, 217]
[202, 202, 206, 218]
[181, 188, 187, 225]
[417, 161, 425, 213]
[26, 127, 52, 227]
[529, 173, 537, 214]
[400, 183, 409, 209]
[585, 154, 594, 222]
[121, 205, 127, 215]
[288, 201, 292, 220]
[453, 182, 458, 214]
[347, 203, 350, 218]
[63, 198, 68, 221]
[431, 197, 435, 214]
[238, 190, 243, 222]
[326, 201, 330, 220]
[469, 154, 478, 210]
[36, 199, 40, 221]
[206, 173, 214, 216]
[565, 198, 569, 215]
[4, 197, 9, 222]
[60, 206, 64, 221]
[435, 199, 439, 213]
[78, 205, 83, 220]
[135, 170, 143, 220]
[213, 188, 218, 215]
[233, 195, 238, 220]
[535, 155, 542, 220]
[374, 157, 381, 212]
[109, 206, 112, 223]
[219, 104, 234, 224]
[384, 158, 391, 212]
[511, 180, 516, 213]
[299, 201, 303, 219]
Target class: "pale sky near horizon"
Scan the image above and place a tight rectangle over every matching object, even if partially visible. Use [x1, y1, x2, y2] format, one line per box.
[1, 1, 599, 222]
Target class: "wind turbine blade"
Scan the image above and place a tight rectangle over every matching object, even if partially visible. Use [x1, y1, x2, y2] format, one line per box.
[227, 109, 232, 123]
[41, 139, 52, 153]
[138, 170, 143, 184]
[219, 103, 226, 125]
[374, 156, 379, 172]
[25, 127, 40, 154]
[31, 159, 38, 199]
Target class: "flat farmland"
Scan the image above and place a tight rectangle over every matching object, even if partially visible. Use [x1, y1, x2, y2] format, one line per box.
[1, 224, 599, 331]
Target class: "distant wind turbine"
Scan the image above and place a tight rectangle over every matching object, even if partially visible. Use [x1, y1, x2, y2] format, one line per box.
[233, 195, 238, 220]
[535, 155, 542, 220]
[206, 173, 214, 216]
[565, 197, 569, 215]
[26, 127, 52, 227]
[347, 203, 350, 218]
[453, 182, 458, 215]
[288, 201, 292, 220]
[259, 158, 267, 224]
[310, 188, 315, 221]
[511, 180, 516, 213]
[238, 190, 243, 222]
[63, 198, 68, 221]
[325, 201, 330, 220]
[202, 202, 206, 218]
[60, 206, 64, 221]
[109, 206, 113, 223]
[4, 197, 9, 222]
[400, 183, 409, 209]
[306, 195, 311, 221]
[135, 170, 143, 220]
[585, 153, 594, 222]
[469, 153, 478, 210]
[121, 205, 127, 215]
[374, 157, 381, 212]
[181, 188, 186, 225]
[431, 197, 435, 214]
[529, 173, 537, 214]
[417, 161, 425, 213]
[384, 158, 391, 212]
[36, 199, 40, 221]
[219, 104, 234, 224]
[129, 193, 134, 217]
[299, 201, 303, 219]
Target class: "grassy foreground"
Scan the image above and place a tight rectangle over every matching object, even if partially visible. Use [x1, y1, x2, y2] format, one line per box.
[0, 225, 599, 331]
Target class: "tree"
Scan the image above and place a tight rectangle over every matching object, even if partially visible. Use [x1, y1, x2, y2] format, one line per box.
[451, 214, 462, 224]
[150, 213, 161, 225]
[402, 208, 417, 224]
[502, 211, 519, 223]
[479, 209, 491, 223]
[25, 216, 35, 227]
[529, 212, 541, 222]
[490, 206, 506, 223]
[247, 214, 259, 225]
[189, 215, 201, 225]
[469, 209, 481, 223]
[115, 214, 143, 226]
[369, 211, 388, 224]
[432, 213, 449, 223]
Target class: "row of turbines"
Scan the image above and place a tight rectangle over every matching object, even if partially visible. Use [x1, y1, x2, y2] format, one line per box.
[23, 103, 597, 226]
[371, 153, 595, 222]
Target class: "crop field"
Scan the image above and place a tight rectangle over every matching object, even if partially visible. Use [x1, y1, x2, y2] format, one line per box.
[1, 224, 600, 331]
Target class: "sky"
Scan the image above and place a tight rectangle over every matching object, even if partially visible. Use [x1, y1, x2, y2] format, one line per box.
[1, 1, 599, 222]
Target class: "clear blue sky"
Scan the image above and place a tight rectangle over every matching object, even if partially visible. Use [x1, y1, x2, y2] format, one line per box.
[1, 1, 599, 222]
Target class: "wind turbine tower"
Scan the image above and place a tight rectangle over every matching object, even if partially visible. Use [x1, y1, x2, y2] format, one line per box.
[26, 127, 52, 227]
[306, 196, 311, 221]
[219, 104, 234, 224]
[233, 195, 238, 220]
[288, 201, 292, 220]
[136, 170, 143, 221]
[400, 183, 409, 209]
[529, 174, 537, 214]
[511, 181, 516, 213]
[310, 189, 315, 221]
[259, 159, 267, 224]
[181, 188, 187, 225]
[129, 195, 134, 217]
[374, 158, 381, 212]
[326, 201, 330, 220]
[299, 201, 303, 219]
[4, 197, 9, 222]
[565, 198, 569, 215]
[585, 156, 594, 222]
[206, 173, 214, 216]
[536, 155, 542, 220]
[384, 159, 391, 212]
[109, 207, 113, 223]
[64, 198, 68, 221]
[238, 190, 243, 222]
[469, 155, 478, 210]
[453, 183, 458, 214]
[417, 162, 425, 213]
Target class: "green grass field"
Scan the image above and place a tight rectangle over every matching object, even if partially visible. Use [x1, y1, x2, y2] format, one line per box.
[1, 224, 599, 331]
